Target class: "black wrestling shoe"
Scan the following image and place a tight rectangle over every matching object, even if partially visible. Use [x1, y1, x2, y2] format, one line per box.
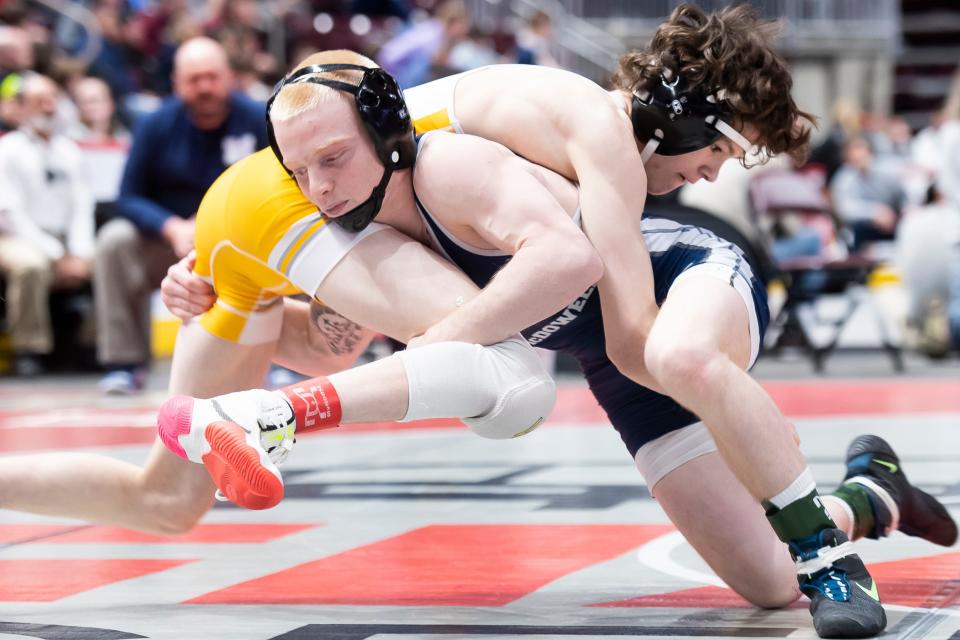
[844, 435, 958, 547]
[791, 528, 886, 639]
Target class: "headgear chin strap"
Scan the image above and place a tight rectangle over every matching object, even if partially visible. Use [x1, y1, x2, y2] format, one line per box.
[266, 63, 416, 232]
[631, 70, 754, 164]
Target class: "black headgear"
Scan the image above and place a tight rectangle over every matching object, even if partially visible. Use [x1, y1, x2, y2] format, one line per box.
[631, 71, 739, 159]
[266, 63, 416, 232]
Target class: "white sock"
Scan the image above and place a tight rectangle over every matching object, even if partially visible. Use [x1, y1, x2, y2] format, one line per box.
[768, 468, 817, 510]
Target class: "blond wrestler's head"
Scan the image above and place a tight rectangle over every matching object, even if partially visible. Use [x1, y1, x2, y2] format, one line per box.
[269, 50, 410, 229]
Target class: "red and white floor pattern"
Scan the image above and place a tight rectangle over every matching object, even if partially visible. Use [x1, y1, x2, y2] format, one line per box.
[0, 376, 958, 639]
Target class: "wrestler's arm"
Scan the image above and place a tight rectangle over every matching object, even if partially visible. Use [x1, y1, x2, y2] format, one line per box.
[464, 78, 660, 382]
[161, 252, 216, 319]
[312, 226, 488, 344]
[409, 132, 604, 346]
[164, 139, 598, 356]
[163, 228, 494, 356]
[561, 99, 660, 380]
[160, 254, 374, 376]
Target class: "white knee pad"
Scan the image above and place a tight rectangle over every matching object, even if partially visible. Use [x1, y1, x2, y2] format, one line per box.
[396, 336, 556, 439]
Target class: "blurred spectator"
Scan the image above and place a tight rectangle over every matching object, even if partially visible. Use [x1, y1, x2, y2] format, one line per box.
[937, 69, 960, 210]
[808, 98, 863, 183]
[515, 10, 557, 67]
[69, 76, 130, 143]
[682, 152, 790, 254]
[830, 136, 906, 251]
[0, 74, 95, 376]
[873, 116, 913, 163]
[88, 0, 145, 106]
[69, 76, 131, 225]
[377, 0, 469, 88]
[0, 24, 34, 131]
[0, 24, 34, 74]
[912, 111, 945, 179]
[0, 73, 22, 132]
[753, 166, 839, 264]
[205, 0, 277, 85]
[46, 55, 86, 125]
[137, 0, 204, 95]
[447, 27, 498, 72]
[895, 185, 960, 357]
[94, 37, 267, 394]
[230, 54, 271, 102]
[20, 7, 56, 78]
[936, 71, 960, 349]
[867, 115, 930, 206]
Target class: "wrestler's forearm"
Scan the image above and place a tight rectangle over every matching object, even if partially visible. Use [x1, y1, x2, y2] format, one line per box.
[572, 145, 660, 383]
[416, 241, 601, 346]
[592, 227, 659, 380]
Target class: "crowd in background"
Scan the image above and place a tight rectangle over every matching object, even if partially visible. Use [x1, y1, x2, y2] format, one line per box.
[0, 0, 555, 389]
[0, 0, 553, 130]
[0, 0, 959, 390]
[680, 82, 960, 359]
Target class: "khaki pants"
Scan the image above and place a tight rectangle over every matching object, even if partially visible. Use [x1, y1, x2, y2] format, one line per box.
[0, 235, 54, 354]
[94, 218, 178, 367]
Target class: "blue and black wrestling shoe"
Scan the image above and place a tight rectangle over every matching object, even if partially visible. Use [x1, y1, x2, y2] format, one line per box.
[791, 528, 886, 639]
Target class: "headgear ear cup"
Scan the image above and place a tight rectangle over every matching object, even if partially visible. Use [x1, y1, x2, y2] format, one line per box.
[631, 71, 738, 157]
[354, 68, 415, 170]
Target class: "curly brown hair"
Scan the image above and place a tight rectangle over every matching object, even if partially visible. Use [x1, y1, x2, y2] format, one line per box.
[612, 3, 813, 164]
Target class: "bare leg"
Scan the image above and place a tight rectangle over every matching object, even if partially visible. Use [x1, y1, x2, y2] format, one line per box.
[652, 449, 861, 608]
[327, 355, 410, 422]
[643, 276, 892, 636]
[260, 298, 410, 423]
[652, 452, 800, 608]
[0, 322, 275, 534]
[272, 299, 375, 377]
[644, 275, 806, 501]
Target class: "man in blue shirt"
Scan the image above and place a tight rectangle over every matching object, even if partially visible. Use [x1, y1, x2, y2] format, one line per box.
[93, 37, 268, 394]
[829, 136, 907, 251]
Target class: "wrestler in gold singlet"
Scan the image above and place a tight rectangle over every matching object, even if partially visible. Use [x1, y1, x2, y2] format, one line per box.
[191, 70, 477, 344]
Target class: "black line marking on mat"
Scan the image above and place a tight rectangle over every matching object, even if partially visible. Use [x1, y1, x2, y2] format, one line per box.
[213, 482, 644, 511]
[234, 462, 650, 510]
[266, 623, 796, 639]
[475, 464, 554, 485]
[0, 621, 145, 639]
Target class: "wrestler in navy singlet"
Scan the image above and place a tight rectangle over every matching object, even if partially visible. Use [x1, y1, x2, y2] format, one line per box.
[413, 152, 770, 457]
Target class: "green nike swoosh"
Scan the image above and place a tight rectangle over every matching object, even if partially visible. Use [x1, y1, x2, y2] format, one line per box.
[855, 580, 880, 601]
[874, 459, 898, 474]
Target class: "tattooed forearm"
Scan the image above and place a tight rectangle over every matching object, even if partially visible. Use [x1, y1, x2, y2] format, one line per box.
[309, 300, 364, 356]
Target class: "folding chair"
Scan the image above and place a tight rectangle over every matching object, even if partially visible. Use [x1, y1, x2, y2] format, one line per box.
[748, 168, 904, 372]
